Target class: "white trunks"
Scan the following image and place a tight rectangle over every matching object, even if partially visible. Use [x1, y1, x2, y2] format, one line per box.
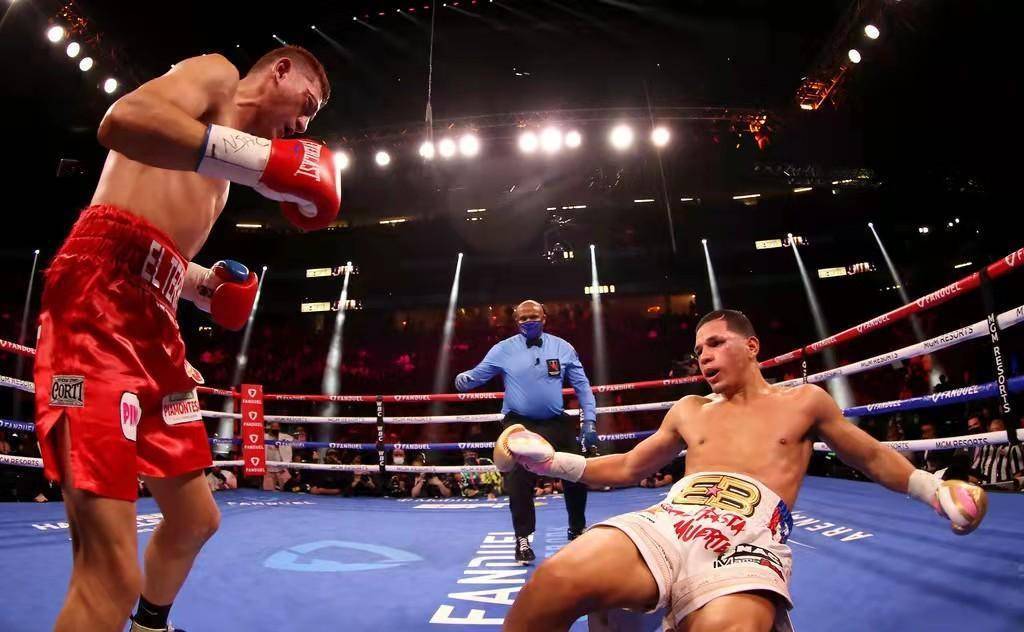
[596, 471, 795, 631]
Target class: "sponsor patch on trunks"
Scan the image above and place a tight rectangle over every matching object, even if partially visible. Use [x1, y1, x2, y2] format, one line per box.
[162, 389, 202, 425]
[50, 375, 84, 407]
[120, 392, 141, 442]
[714, 543, 785, 580]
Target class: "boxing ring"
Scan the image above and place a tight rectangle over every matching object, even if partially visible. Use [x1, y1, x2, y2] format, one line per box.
[2, 248, 1024, 631]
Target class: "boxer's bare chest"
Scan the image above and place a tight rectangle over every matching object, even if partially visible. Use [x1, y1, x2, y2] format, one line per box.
[91, 108, 235, 259]
[678, 388, 817, 507]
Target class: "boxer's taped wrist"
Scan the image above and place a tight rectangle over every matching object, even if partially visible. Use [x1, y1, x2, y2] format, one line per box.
[551, 452, 586, 483]
[907, 469, 941, 507]
[196, 124, 271, 187]
[182, 262, 213, 312]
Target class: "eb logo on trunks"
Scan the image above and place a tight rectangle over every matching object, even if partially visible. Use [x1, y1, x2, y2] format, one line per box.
[672, 474, 761, 517]
[546, 359, 561, 376]
[50, 375, 84, 407]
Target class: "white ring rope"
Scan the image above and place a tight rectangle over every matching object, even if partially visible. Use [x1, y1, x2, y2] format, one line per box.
[5, 429, 1022, 473]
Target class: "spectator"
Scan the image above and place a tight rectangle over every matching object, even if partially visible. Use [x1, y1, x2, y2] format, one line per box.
[411, 465, 455, 499]
[0, 430, 11, 455]
[886, 420, 914, 462]
[347, 454, 378, 497]
[971, 419, 1024, 488]
[263, 422, 293, 491]
[283, 454, 312, 493]
[915, 422, 950, 474]
[932, 374, 954, 393]
[385, 448, 413, 498]
[309, 450, 346, 496]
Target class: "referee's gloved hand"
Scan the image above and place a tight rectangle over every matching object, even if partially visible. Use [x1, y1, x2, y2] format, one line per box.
[580, 419, 599, 454]
[455, 372, 473, 392]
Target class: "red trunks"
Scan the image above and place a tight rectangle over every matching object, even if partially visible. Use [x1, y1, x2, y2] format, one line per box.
[33, 205, 212, 501]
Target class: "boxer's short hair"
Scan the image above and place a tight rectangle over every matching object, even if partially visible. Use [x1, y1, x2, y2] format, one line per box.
[249, 45, 330, 104]
[696, 309, 757, 338]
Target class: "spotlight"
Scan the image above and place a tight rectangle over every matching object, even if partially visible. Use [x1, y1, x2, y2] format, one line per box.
[103, 78, 118, 94]
[701, 239, 707, 245]
[374, 150, 391, 167]
[333, 150, 350, 171]
[518, 131, 539, 154]
[848, 49, 862, 64]
[540, 127, 562, 153]
[419, 141, 435, 160]
[864, 24, 880, 40]
[79, 57, 94, 72]
[651, 126, 671, 147]
[438, 137, 457, 159]
[46, 25, 65, 43]
[609, 124, 634, 150]
[458, 133, 480, 157]
[65, 42, 80, 58]
[565, 130, 582, 148]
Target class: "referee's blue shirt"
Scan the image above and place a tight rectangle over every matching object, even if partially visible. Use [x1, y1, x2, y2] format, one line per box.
[455, 333, 597, 421]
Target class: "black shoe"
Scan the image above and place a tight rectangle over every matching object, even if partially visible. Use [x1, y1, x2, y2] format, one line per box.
[568, 527, 585, 541]
[515, 536, 536, 565]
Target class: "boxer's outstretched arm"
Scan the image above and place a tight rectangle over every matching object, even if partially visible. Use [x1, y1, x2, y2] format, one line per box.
[809, 385, 914, 493]
[97, 54, 239, 170]
[577, 398, 690, 487]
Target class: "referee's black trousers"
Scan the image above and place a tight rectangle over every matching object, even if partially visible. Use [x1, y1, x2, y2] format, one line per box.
[500, 413, 587, 538]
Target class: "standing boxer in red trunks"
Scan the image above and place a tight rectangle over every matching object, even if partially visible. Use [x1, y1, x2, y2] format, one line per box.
[33, 46, 340, 632]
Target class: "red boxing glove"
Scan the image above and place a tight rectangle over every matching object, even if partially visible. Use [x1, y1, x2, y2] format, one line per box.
[257, 139, 341, 231]
[184, 260, 258, 331]
[196, 125, 342, 231]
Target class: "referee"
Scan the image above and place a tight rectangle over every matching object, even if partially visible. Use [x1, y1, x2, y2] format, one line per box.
[455, 300, 598, 565]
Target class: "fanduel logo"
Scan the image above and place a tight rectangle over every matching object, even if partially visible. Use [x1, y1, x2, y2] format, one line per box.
[264, 540, 422, 573]
[916, 282, 962, 308]
[856, 314, 890, 334]
[808, 336, 838, 352]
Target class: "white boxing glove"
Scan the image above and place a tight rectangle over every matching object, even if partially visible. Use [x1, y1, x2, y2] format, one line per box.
[494, 424, 586, 482]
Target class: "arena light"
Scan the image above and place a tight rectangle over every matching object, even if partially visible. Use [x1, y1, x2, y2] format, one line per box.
[540, 127, 562, 153]
[609, 124, 634, 150]
[458, 133, 480, 157]
[79, 57, 94, 72]
[680, 197, 695, 202]
[438, 137, 457, 159]
[465, 208, 486, 213]
[651, 126, 671, 147]
[918, 226, 929, 234]
[848, 49, 862, 64]
[333, 150, 350, 172]
[65, 42, 80, 58]
[518, 131, 539, 154]
[103, 78, 118, 94]
[419, 141, 435, 160]
[235, 223, 263, 229]
[46, 25, 65, 43]
[732, 193, 760, 200]
[953, 261, 972, 269]
[864, 24, 880, 40]
[379, 217, 408, 225]
[793, 187, 813, 193]
[634, 198, 655, 204]
[565, 130, 582, 148]
[374, 150, 391, 167]
[702, 239, 722, 310]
